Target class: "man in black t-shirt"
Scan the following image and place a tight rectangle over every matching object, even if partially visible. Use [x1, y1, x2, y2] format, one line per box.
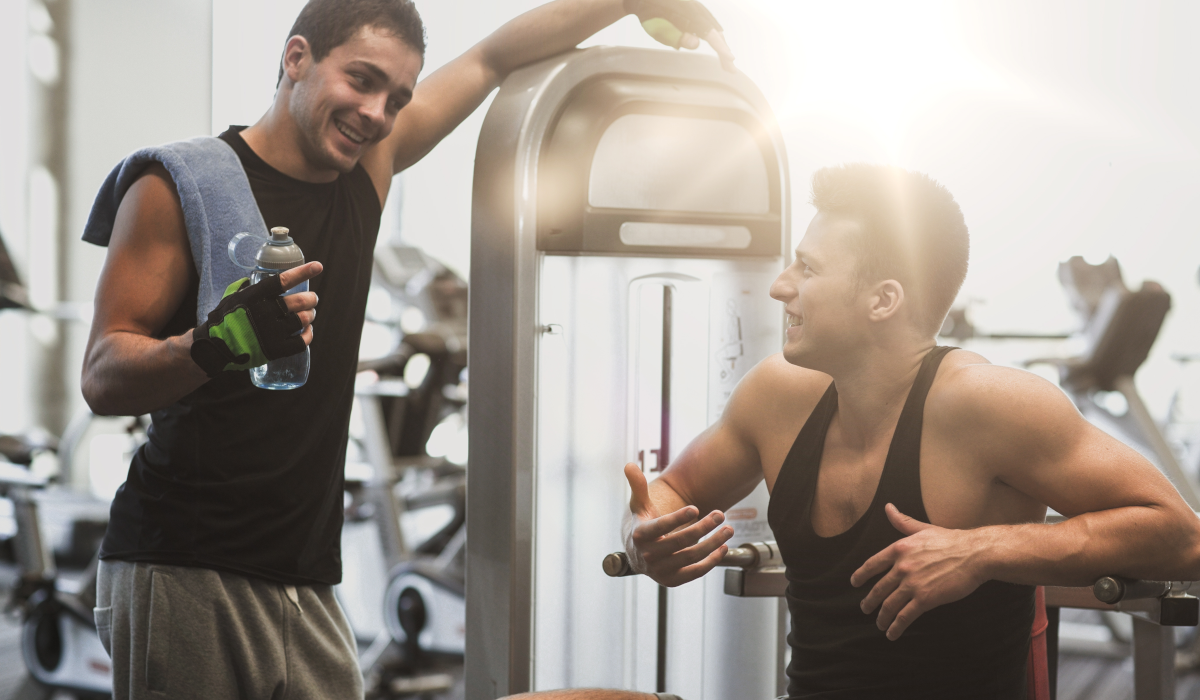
[82, 0, 733, 698]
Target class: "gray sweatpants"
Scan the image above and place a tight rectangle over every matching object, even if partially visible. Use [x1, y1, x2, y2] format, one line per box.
[95, 560, 363, 700]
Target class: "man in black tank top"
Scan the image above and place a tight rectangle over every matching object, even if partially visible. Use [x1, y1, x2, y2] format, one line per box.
[614, 164, 1200, 699]
[81, 1, 734, 697]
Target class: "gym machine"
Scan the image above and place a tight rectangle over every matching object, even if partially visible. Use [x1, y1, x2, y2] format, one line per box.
[1, 227, 114, 698]
[0, 459, 111, 698]
[343, 245, 470, 698]
[468, 47, 789, 699]
[604, 545, 1200, 700]
[1025, 256, 1200, 509]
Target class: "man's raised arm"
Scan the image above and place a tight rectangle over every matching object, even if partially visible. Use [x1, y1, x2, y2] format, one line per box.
[381, 0, 734, 175]
[854, 362, 1200, 641]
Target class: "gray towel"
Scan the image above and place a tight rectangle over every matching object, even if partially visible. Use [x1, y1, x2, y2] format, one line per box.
[82, 136, 267, 325]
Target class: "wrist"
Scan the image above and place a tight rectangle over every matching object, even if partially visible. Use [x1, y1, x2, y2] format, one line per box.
[179, 329, 211, 381]
[967, 526, 1004, 583]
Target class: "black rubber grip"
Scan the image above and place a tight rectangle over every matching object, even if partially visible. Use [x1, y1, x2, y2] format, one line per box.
[603, 552, 636, 577]
[1093, 576, 1170, 604]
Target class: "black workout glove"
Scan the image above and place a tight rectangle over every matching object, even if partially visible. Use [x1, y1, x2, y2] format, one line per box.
[624, 0, 723, 49]
[190, 276, 306, 378]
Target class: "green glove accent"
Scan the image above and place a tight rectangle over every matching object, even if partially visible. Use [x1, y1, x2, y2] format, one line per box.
[641, 17, 685, 49]
[190, 275, 306, 377]
[626, 0, 723, 48]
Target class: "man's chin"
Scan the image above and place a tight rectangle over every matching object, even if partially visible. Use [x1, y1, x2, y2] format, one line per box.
[317, 147, 361, 175]
[782, 342, 824, 372]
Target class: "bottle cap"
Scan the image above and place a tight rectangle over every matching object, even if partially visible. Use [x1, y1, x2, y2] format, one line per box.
[256, 227, 305, 270]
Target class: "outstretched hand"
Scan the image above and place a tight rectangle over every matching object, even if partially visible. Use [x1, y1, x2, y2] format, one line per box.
[625, 0, 737, 72]
[850, 503, 989, 641]
[623, 462, 734, 586]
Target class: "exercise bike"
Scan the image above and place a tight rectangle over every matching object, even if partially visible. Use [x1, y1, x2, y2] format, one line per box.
[0, 435, 112, 699]
[341, 243, 469, 698]
[0, 226, 124, 699]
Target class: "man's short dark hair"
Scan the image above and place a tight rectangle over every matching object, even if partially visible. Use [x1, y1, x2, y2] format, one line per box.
[278, 0, 426, 86]
[811, 164, 969, 336]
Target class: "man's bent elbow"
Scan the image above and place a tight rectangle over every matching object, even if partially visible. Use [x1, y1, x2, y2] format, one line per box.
[81, 369, 119, 417]
[1178, 510, 1200, 582]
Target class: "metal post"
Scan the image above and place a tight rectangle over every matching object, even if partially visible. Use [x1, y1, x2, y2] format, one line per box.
[10, 486, 56, 581]
[777, 598, 790, 697]
[655, 285, 673, 693]
[27, 0, 72, 436]
[358, 390, 408, 568]
[1131, 616, 1174, 700]
[1114, 375, 1200, 509]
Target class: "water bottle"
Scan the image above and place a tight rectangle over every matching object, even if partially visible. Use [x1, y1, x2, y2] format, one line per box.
[228, 227, 309, 390]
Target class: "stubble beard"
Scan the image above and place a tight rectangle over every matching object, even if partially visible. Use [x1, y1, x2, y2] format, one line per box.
[291, 87, 358, 175]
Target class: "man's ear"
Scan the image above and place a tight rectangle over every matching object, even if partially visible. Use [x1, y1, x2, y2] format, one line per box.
[867, 279, 905, 322]
[281, 35, 311, 85]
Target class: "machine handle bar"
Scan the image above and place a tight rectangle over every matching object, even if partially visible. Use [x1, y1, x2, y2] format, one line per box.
[1093, 576, 1195, 604]
[605, 550, 1196, 607]
[602, 541, 782, 578]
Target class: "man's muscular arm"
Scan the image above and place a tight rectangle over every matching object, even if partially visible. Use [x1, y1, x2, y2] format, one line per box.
[855, 363, 1200, 640]
[369, 0, 732, 179]
[625, 354, 828, 585]
[82, 165, 320, 416]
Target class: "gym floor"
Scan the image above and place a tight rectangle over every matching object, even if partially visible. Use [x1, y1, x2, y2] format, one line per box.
[2, 609, 1200, 700]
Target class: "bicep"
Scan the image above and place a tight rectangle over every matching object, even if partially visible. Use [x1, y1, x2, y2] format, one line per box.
[662, 419, 762, 514]
[661, 355, 827, 513]
[965, 370, 1185, 517]
[1010, 417, 1180, 518]
[87, 167, 196, 349]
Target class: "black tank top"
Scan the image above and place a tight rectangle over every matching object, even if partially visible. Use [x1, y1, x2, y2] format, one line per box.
[99, 127, 382, 585]
[767, 347, 1035, 699]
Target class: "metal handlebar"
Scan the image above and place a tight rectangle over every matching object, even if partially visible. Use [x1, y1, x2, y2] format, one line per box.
[603, 541, 784, 578]
[1093, 576, 1195, 604]
[607, 547, 1196, 610]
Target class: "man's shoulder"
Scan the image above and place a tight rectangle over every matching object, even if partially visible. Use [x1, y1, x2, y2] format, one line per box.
[725, 353, 831, 434]
[927, 349, 1083, 453]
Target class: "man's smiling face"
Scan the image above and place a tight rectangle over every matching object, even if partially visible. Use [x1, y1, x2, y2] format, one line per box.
[287, 25, 422, 175]
[770, 213, 872, 370]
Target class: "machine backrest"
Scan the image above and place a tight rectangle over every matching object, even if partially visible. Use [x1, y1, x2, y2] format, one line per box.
[1068, 282, 1171, 390]
[1057, 255, 1125, 321]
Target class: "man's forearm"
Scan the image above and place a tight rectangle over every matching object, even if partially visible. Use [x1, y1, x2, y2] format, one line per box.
[83, 330, 209, 416]
[979, 505, 1200, 586]
[476, 0, 627, 81]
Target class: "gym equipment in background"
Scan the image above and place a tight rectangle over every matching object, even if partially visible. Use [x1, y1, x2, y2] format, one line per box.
[468, 46, 789, 699]
[0, 225, 120, 699]
[0, 437, 111, 699]
[341, 244, 469, 699]
[0, 226, 30, 311]
[1026, 256, 1200, 509]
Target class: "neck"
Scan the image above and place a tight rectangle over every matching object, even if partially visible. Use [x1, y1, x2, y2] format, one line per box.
[827, 338, 937, 450]
[240, 92, 340, 183]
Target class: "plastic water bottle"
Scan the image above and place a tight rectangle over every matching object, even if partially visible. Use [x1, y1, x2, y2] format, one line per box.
[229, 227, 310, 390]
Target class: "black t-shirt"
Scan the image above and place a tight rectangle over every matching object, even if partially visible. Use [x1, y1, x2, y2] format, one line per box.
[99, 126, 382, 585]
